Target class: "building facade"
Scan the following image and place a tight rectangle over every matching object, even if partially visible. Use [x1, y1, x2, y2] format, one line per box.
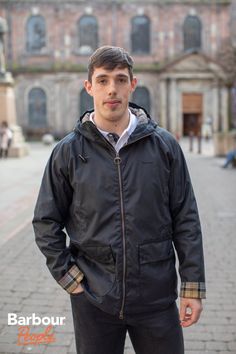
[0, 0, 235, 140]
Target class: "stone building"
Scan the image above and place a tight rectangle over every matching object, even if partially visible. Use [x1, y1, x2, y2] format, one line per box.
[0, 0, 235, 144]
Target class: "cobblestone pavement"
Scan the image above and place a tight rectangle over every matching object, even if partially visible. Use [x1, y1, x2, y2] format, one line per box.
[0, 139, 235, 354]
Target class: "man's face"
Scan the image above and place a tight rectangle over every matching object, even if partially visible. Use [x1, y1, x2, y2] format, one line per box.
[84, 66, 137, 123]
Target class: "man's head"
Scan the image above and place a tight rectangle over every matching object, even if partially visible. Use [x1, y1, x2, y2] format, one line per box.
[84, 46, 137, 127]
[87, 46, 134, 83]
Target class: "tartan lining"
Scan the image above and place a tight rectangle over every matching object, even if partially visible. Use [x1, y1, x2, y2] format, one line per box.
[180, 282, 206, 299]
[58, 265, 84, 293]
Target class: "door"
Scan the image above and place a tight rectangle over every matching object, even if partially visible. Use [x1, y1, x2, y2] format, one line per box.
[183, 113, 201, 136]
[182, 93, 203, 136]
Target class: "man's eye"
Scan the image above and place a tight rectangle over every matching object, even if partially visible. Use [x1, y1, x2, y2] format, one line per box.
[99, 80, 107, 84]
[118, 78, 126, 83]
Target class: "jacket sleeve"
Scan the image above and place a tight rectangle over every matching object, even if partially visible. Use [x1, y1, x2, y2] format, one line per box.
[168, 140, 206, 299]
[32, 141, 84, 293]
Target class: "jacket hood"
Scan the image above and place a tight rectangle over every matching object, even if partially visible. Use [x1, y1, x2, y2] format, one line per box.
[73, 102, 158, 143]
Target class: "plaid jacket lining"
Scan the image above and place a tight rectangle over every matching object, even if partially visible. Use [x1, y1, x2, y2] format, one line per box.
[59, 267, 206, 299]
[58, 265, 84, 293]
[180, 282, 206, 299]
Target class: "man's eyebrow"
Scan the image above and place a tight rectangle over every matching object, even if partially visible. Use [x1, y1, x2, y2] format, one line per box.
[95, 73, 129, 79]
[116, 74, 129, 78]
[95, 74, 108, 79]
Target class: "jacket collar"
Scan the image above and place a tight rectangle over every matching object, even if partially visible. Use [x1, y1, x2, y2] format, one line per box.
[74, 102, 157, 144]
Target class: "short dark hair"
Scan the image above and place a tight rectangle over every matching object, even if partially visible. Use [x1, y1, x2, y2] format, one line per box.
[87, 46, 134, 82]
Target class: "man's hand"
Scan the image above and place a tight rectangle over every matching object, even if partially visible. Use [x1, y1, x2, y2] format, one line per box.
[179, 298, 203, 327]
[71, 283, 84, 294]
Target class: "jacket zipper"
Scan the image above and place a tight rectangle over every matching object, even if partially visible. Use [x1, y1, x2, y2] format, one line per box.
[114, 153, 126, 320]
[85, 127, 153, 319]
[109, 134, 153, 319]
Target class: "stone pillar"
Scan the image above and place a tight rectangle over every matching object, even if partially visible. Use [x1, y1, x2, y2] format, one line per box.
[0, 73, 29, 157]
[166, 78, 170, 131]
[169, 78, 177, 134]
[160, 80, 167, 129]
[212, 81, 219, 133]
[0, 73, 16, 126]
[0, 16, 29, 157]
[221, 87, 229, 132]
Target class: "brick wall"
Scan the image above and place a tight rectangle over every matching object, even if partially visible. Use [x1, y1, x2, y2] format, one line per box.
[1, 1, 231, 68]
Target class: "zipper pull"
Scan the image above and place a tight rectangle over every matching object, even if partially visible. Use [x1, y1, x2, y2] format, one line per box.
[119, 311, 124, 320]
[114, 156, 121, 165]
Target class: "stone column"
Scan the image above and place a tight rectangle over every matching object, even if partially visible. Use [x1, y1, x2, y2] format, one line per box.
[160, 80, 167, 129]
[0, 74, 16, 126]
[221, 87, 229, 132]
[212, 81, 219, 133]
[0, 16, 29, 157]
[169, 78, 177, 134]
[212, 81, 232, 156]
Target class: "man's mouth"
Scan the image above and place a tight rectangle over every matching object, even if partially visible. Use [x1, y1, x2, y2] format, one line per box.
[104, 100, 121, 108]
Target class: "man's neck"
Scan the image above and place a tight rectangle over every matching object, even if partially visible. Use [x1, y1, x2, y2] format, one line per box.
[93, 111, 130, 136]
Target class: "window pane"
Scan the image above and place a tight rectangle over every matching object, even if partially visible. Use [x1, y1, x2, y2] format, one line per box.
[26, 15, 46, 53]
[28, 88, 47, 127]
[78, 16, 98, 54]
[131, 16, 150, 54]
[132, 87, 151, 113]
[80, 88, 94, 115]
[183, 15, 202, 51]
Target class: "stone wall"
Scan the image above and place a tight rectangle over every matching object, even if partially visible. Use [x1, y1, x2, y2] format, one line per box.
[0, 0, 233, 137]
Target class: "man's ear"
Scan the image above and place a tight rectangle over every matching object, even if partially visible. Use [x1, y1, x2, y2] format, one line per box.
[84, 80, 93, 97]
[131, 77, 137, 93]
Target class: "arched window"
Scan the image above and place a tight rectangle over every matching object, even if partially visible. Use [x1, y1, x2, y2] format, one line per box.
[80, 88, 94, 115]
[26, 15, 46, 53]
[132, 87, 151, 113]
[183, 15, 202, 51]
[28, 88, 47, 127]
[78, 15, 98, 55]
[131, 16, 150, 54]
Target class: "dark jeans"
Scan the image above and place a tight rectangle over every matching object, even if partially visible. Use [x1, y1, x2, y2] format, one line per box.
[70, 292, 184, 354]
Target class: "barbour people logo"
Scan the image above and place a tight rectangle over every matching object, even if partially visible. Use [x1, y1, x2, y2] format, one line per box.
[17, 325, 55, 346]
[8, 313, 66, 346]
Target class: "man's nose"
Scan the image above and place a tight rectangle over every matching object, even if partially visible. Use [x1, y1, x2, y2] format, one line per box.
[108, 81, 117, 95]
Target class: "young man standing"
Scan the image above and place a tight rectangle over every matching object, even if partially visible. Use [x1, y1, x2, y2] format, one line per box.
[33, 46, 206, 354]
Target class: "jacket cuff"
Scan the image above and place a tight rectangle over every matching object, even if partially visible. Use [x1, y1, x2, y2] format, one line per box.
[58, 265, 84, 293]
[180, 282, 206, 299]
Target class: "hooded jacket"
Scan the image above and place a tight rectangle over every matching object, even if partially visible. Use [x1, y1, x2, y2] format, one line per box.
[33, 103, 205, 318]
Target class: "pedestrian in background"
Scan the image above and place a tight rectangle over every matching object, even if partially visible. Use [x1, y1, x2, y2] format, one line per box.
[0, 121, 12, 158]
[222, 148, 236, 168]
[33, 46, 206, 354]
[221, 135, 236, 168]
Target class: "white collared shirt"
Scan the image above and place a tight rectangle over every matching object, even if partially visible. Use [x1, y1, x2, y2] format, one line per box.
[89, 110, 138, 152]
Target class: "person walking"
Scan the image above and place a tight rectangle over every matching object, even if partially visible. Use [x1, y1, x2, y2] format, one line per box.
[33, 46, 206, 354]
[0, 121, 12, 158]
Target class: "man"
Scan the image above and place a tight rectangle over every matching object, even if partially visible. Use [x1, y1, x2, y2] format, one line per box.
[33, 46, 206, 354]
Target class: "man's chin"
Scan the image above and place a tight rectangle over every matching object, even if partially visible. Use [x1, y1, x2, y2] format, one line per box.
[103, 109, 123, 121]
[104, 114, 124, 122]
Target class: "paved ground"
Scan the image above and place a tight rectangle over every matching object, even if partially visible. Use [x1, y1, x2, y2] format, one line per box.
[0, 138, 235, 354]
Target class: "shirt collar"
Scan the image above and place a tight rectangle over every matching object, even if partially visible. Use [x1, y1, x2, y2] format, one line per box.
[89, 109, 137, 139]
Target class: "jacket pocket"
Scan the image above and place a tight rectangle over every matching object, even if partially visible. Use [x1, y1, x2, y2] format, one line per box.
[74, 244, 116, 298]
[138, 239, 177, 304]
